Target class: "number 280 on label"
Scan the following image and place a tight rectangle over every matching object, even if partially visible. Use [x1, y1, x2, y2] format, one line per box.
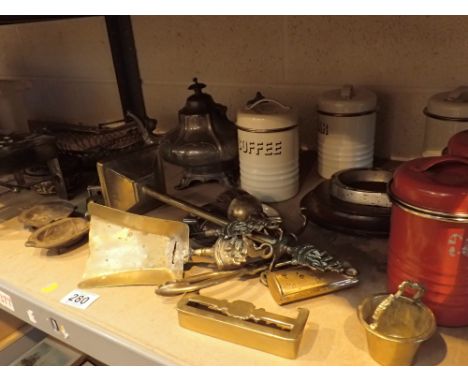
[60, 289, 99, 310]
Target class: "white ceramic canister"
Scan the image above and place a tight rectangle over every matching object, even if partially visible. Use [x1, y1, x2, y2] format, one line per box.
[317, 85, 377, 179]
[236, 95, 299, 202]
[423, 86, 468, 157]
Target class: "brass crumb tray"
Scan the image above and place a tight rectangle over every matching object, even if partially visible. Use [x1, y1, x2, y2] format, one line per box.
[177, 293, 309, 359]
[79, 202, 190, 288]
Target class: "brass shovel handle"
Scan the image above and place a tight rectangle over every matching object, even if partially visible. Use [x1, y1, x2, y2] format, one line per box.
[142, 185, 277, 246]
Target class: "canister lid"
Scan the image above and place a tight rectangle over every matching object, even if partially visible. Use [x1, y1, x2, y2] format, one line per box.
[236, 92, 298, 131]
[318, 85, 377, 115]
[391, 156, 468, 216]
[447, 129, 468, 157]
[426, 86, 468, 119]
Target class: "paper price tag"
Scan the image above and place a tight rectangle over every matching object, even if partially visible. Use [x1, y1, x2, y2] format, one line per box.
[0, 290, 15, 311]
[60, 289, 99, 310]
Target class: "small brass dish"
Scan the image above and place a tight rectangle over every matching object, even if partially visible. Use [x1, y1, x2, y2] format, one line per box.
[25, 217, 89, 250]
[18, 201, 75, 228]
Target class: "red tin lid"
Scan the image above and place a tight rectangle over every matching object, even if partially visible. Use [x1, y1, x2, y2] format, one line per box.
[391, 156, 468, 216]
[447, 130, 468, 158]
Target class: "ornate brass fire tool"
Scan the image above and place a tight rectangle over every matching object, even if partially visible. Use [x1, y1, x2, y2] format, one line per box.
[177, 293, 309, 359]
[143, 186, 358, 298]
[95, 159, 357, 296]
[142, 186, 350, 272]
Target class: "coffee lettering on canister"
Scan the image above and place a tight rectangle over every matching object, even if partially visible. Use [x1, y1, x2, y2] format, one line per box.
[239, 140, 248, 153]
[238, 140, 283, 156]
[274, 141, 282, 155]
[256, 142, 264, 156]
[248, 141, 256, 155]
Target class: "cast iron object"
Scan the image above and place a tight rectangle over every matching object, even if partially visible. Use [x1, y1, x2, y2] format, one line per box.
[160, 78, 238, 189]
[0, 134, 58, 175]
[0, 133, 68, 199]
[301, 180, 391, 237]
[29, 118, 148, 164]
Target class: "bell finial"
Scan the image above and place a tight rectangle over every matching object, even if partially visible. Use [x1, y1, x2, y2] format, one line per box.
[188, 77, 206, 93]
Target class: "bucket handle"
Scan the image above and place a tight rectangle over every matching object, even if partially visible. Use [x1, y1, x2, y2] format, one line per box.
[246, 96, 290, 111]
[415, 156, 468, 173]
[394, 280, 425, 302]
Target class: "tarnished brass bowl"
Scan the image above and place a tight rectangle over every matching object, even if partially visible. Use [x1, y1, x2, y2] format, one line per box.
[25, 217, 89, 250]
[18, 201, 75, 228]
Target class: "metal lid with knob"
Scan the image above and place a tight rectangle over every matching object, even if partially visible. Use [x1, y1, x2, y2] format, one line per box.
[180, 77, 220, 115]
[236, 92, 298, 132]
[318, 85, 377, 116]
[425, 86, 468, 120]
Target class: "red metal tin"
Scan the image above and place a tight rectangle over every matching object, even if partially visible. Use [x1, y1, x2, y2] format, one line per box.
[387, 156, 468, 326]
[448, 129, 468, 158]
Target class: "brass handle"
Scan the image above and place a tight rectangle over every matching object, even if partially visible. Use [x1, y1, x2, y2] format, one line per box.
[394, 280, 425, 301]
[155, 265, 268, 296]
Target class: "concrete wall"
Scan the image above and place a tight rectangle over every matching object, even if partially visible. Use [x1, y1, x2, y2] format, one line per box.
[1, 16, 467, 159]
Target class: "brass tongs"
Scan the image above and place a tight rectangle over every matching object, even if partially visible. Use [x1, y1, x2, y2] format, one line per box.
[156, 263, 269, 296]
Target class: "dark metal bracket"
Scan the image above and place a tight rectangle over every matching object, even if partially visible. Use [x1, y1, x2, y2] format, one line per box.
[104, 16, 156, 133]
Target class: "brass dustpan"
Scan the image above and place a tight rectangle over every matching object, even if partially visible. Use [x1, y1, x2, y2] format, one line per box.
[79, 202, 190, 288]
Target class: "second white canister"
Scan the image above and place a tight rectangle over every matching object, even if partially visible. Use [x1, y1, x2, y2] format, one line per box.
[236, 94, 299, 202]
[317, 85, 377, 179]
[423, 86, 468, 157]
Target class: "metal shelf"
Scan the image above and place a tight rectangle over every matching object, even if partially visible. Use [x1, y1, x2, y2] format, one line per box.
[0, 280, 167, 365]
[1, 168, 467, 366]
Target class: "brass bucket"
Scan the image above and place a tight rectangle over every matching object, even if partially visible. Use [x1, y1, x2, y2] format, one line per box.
[357, 281, 436, 366]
